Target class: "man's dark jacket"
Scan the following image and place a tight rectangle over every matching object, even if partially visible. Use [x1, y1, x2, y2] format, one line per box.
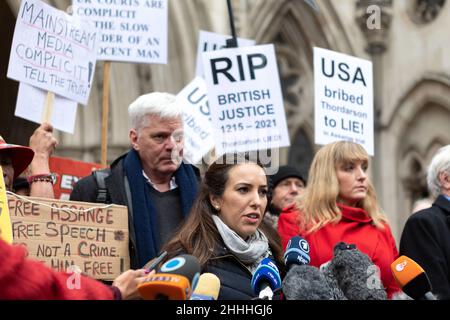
[400, 195, 450, 299]
[70, 152, 199, 269]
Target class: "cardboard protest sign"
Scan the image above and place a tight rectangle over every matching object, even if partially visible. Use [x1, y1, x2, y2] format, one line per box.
[15, 83, 78, 134]
[0, 167, 13, 244]
[195, 30, 255, 78]
[8, 194, 129, 280]
[176, 77, 214, 165]
[7, 0, 98, 105]
[73, 0, 168, 64]
[202, 44, 290, 157]
[314, 47, 374, 155]
[49, 156, 102, 200]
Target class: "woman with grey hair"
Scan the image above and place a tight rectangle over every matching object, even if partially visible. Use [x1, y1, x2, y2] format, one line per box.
[400, 144, 450, 299]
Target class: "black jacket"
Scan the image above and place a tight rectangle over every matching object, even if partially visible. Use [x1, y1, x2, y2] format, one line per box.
[70, 152, 200, 269]
[203, 245, 283, 300]
[399, 195, 450, 299]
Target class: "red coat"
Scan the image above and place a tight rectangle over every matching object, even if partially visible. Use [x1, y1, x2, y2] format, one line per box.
[278, 203, 400, 298]
[0, 239, 116, 300]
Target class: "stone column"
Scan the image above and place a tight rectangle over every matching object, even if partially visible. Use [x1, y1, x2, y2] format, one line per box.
[356, 0, 393, 210]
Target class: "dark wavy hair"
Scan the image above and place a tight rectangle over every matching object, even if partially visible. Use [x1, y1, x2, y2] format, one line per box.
[163, 153, 284, 268]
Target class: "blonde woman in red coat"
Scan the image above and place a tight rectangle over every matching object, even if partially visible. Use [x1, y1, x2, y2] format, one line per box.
[278, 141, 400, 298]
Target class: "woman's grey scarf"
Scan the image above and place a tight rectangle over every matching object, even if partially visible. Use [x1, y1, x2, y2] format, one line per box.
[212, 214, 270, 273]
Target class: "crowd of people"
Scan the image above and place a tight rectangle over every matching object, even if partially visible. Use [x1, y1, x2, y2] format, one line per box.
[1, 91, 450, 300]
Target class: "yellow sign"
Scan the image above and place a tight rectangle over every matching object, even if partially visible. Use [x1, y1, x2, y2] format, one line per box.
[0, 166, 13, 244]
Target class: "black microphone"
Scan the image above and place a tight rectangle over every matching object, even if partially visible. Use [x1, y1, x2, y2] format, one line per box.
[391, 255, 437, 300]
[325, 242, 387, 300]
[284, 235, 310, 270]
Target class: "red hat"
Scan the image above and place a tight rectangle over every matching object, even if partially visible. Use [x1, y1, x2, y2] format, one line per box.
[0, 135, 35, 178]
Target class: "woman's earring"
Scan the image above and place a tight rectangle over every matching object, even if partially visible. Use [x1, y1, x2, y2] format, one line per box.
[215, 206, 220, 211]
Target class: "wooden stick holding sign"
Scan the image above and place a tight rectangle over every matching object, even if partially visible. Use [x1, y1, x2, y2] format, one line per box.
[101, 61, 111, 168]
[41, 92, 55, 123]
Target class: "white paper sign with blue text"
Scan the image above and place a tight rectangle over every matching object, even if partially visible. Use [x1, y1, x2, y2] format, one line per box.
[73, 0, 168, 64]
[195, 30, 255, 78]
[314, 47, 374, 155]
[7, 0, 98, 105]
[15, 83, 78, 134]
[176, 77, 214, 165]
[202, 44, 290, 156]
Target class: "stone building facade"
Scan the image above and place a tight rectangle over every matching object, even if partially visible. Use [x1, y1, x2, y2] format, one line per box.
[1, 0, 449, 241]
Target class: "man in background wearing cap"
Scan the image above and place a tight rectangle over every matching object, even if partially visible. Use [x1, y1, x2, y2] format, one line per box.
[1, 123, 57, 198]
[265, 165, 306, 229]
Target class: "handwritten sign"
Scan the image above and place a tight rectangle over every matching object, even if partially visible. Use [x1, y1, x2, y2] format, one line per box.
[195, 30, 255, 78]
[176, 77, 214, 165]
[49, 156, 102, 200]
[8, 194, 129, 280]
[314, 47, 374, 155]
[73, 0, 168, 64]
[0, 167, 13, 244]
[202, 44, 290, 156]
[7, 0, 98, 105]
[15, 83, 78, 134]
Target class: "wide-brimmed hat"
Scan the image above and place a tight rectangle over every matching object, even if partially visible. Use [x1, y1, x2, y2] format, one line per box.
[0, 136, 34, 178]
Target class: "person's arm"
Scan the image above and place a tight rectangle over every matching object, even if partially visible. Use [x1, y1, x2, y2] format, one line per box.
[28, 123, 58, 198]
[399, 212, 450, 299]
[0, 239, 146, 300]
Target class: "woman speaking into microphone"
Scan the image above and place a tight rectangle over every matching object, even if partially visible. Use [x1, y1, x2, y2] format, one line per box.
[163, 153, 284, 299]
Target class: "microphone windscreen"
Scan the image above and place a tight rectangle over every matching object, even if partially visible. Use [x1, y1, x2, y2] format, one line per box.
[329, 243, 387, 300]
[283, 265, 337, 300]
[251, 258, 282, 295]
[158, 254, 201, 290]
[391, 255, 433, 300]
[284, 236, 310, 268]
[191, 273, 221, 300]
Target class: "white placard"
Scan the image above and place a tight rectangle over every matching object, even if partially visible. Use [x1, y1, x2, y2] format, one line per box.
[73, 0, 168, 64]
[195, 30, 255, 78]
[176, 77, 214, 165]
[7, 0, 98, 105]
[15, 83, 77, 134]
[314, 47, 374, 155]
[203, 44, 290, 156]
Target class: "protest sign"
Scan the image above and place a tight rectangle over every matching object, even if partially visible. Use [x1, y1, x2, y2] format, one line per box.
[73, 0, 168, 64]
[8, 194, 129, 280]
[195, 30, 255, 78]
[49, 156, 102, 200]
[15, 83, 78, 134]
[314, 47, 374, 155]
[0, 167, 13, 244]
[176, 77, 214, 165]
[202, 44, 290, 157]
[7, 0, 98, 105]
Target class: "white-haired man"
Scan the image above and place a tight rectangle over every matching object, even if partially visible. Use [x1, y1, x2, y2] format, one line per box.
[400, 144, 450, 299]
[70, 92, 199, 269]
